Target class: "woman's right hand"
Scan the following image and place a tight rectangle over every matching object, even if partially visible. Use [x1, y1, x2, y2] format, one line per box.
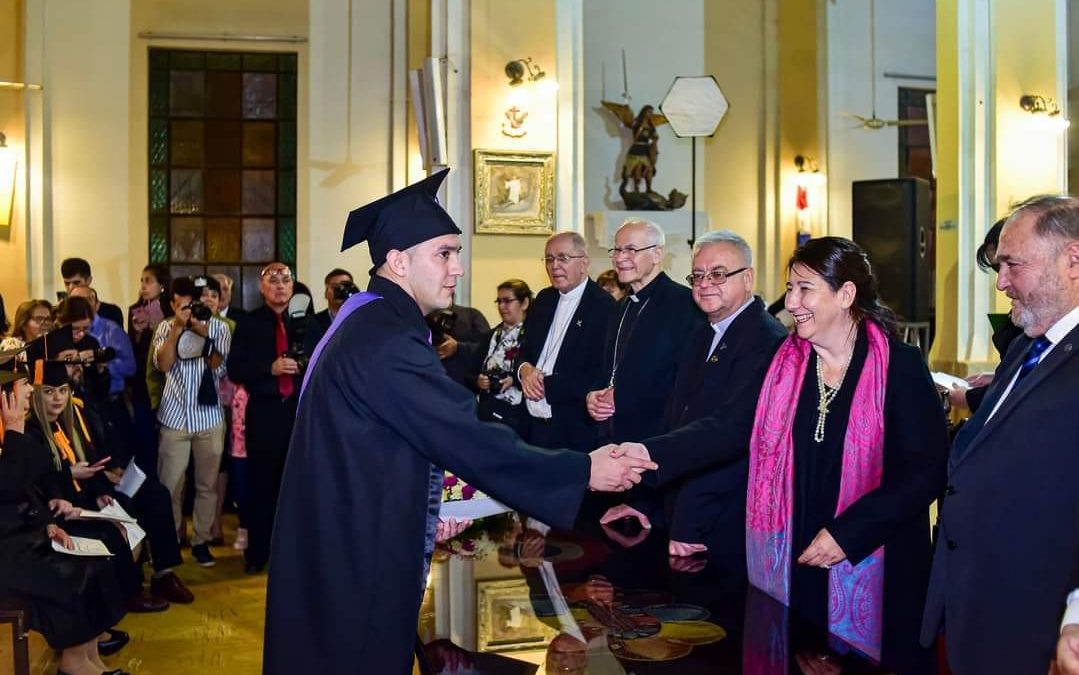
[476, 374, 490, 391]
[70, 461, 105, 481]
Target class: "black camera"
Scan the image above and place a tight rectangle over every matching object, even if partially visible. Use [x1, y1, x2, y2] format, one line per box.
[185, 301, 213, 322]
[88, 347, 116, 365]
[425, 309, 457, 346]
[332, 281, 360, 301]
[482, 368, 511, 393]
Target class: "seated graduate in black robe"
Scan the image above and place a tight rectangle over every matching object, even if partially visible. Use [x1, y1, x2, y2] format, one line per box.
[262, 169, 656, 675]
[0, 369, 129, 675]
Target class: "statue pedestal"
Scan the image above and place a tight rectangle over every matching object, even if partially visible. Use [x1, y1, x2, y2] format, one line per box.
[584, 210, 711, 286]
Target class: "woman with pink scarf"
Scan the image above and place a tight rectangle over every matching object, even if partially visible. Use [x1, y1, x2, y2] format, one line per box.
[746, 237, 946, 673]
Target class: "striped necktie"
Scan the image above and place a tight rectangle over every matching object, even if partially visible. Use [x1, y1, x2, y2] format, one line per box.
[1014, 335, 1051, 386]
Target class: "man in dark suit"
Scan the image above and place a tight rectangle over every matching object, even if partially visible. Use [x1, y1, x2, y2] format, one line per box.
[517, 232, 614, 451]
[919, 194, 1079, 674]
[586, 219, 704, 443]
[303, 268, 354, 354]
[60, 257, 125, 327]
[601, 231, 786, 570]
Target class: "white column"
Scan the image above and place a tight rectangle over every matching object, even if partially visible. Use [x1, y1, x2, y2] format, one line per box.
[555, 0, 584, 233]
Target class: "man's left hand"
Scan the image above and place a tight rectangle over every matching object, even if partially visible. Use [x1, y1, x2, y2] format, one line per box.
[588, 445, 657, 491]
[797, 528, 847, 569]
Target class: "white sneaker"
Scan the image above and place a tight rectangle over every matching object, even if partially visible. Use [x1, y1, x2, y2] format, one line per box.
[233, 527, 248, 551]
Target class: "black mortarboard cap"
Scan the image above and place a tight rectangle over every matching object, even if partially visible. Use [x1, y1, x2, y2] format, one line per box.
[24, 325, 76, 365]
[0, 346, 28, 388]
[341, 168, 461, 273]
[35, 360, 71, 387]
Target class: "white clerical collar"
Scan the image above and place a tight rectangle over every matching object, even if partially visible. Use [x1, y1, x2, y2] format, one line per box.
[559, 279, 588, 302]
[711, 296, 756, 335]
[1045, 305, 1079, 345]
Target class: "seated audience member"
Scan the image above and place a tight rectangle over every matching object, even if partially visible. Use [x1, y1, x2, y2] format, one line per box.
[25, 336, 193, 604]
[153, 276, 231, 568]
[2, 299, 53, 356]
[23, 347, 168, 615]
[596, 268, 630, 301]
[60, 257, 124, 327]
[947, 217, 1025, 413]
[304, 268, 355, 354]
[52, 298, 112, 407]
[516, 232, 614, 452]
[473, 279, 531, 435]
[601, 231, 786, 571]
[921, 195, 1079, 674]
[0, 373, 132, 675]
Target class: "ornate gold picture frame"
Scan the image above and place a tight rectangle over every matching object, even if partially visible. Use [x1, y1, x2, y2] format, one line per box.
[476, 578, 556, 652]
[473, 149, 555, 235]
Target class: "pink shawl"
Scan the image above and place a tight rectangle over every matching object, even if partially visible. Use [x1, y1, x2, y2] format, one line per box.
[746, 321, 889, 660]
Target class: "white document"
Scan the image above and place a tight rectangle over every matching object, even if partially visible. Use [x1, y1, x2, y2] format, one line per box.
[439, 497, 512, 522]
[52, 536, 113, 557]
[78, 502, 138, 524]
[116, 459, 146, 498]
[932, 371, 969, 391]
[120, 520, 147, 551]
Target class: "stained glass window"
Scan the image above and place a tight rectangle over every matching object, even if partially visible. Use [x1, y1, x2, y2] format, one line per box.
[148, 48, 298, 310]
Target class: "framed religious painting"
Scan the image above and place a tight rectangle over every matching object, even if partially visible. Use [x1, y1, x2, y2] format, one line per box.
[473, 149, 555, 235]
[475, 578, 556, 652]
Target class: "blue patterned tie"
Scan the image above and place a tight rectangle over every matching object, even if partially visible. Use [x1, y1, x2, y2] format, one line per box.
[1014, 335, 1052, 386]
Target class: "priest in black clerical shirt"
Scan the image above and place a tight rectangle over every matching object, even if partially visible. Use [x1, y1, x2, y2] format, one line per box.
[586, 219, 704, 443]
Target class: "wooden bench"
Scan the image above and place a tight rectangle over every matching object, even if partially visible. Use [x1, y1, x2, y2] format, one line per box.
[0, 597, 30, 675]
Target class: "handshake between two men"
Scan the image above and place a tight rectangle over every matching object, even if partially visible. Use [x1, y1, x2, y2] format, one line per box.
[586, 442, 654, 491]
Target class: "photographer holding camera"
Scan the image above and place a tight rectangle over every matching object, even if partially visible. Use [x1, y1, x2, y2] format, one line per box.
[304, 268, 355, 354]
[153, 276, 231, 567]
[473, 279, 532, 436]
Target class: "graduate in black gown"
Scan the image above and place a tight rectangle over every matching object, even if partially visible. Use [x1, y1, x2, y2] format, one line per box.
[0, 368, 129, 675]
[745, 238, 947, 674]
[262, 169, 657, 675]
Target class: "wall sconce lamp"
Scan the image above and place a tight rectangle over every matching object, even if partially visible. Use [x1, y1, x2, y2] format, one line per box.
[0, 132, 16, 227]
[505, 58, 546, 86]
[1019, 94, 1070, 130]
[502, 58, 556, 139]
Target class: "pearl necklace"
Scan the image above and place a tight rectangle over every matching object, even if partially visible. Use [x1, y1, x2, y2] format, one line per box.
[813, 346, 854, 443]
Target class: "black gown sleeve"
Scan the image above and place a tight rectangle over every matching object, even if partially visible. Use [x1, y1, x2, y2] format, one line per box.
[0, 430, 51, 501]
[827, 344, 949, 565]
[354, 330, 591, 530]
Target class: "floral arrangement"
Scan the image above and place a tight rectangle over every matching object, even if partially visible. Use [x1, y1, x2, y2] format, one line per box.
[434, 512, 519, 560]
[442, 472, 487, 502]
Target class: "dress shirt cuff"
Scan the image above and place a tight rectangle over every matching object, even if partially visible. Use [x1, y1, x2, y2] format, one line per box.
[1063, 588, 1079, 630]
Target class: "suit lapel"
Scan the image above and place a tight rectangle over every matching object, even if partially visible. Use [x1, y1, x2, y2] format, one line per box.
[953, 324, 1079, 470]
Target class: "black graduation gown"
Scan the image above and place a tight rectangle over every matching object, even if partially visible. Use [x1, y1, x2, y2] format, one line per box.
[0, 429, 127, 649]
[598, 272, 704, 443]
[788, 329, 947, 674]
[263, 276, 591, 675]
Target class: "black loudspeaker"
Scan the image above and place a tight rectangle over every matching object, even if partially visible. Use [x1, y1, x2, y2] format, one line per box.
[852, 178, 932, 323]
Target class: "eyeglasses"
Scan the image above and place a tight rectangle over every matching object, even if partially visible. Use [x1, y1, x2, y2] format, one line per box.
[29, 314, 51, 324]
[685, 267, 749, 287]
[494, 298, 520, 306]
[607, 244, 658, 258]
[261, 270, 293, 285]
[541, 254, 587, 265]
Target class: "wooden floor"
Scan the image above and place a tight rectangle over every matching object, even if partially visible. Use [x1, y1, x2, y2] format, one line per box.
[1, 517, 268, 675]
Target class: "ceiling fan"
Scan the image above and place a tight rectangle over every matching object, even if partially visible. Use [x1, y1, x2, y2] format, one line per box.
[841, 0, 928, 130]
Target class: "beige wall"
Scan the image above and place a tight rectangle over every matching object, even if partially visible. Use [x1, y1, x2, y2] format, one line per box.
[0, 0, 28, 311]
[469, 0, 557, 325]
